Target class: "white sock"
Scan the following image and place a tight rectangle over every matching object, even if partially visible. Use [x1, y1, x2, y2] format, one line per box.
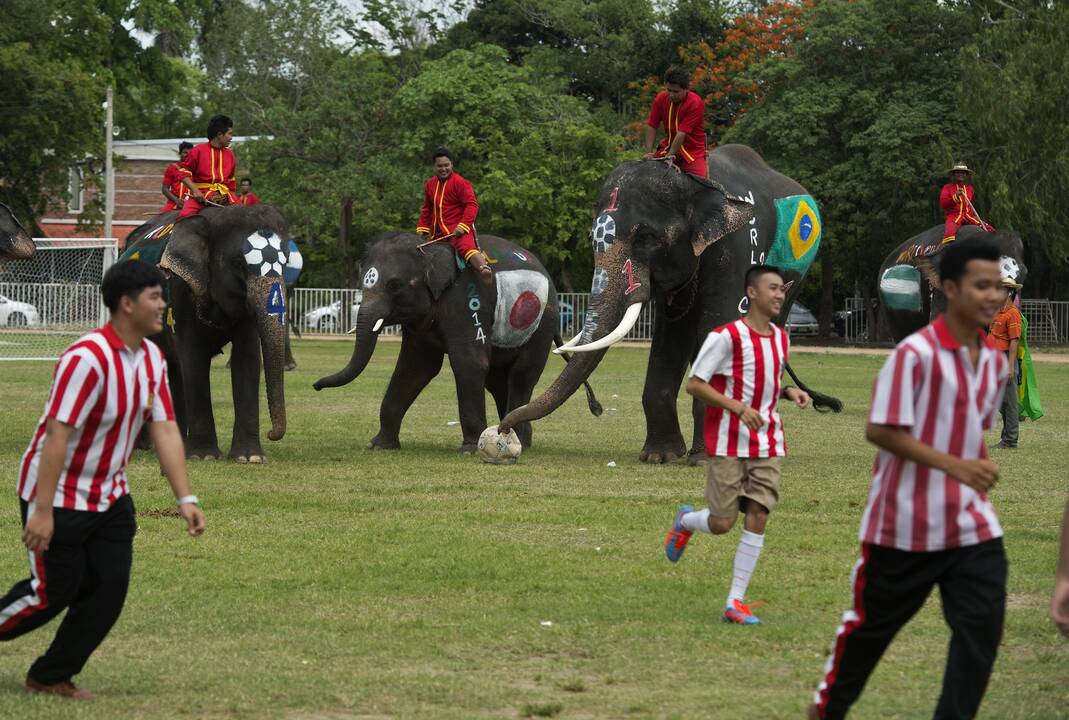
[680, 508, 712, 533]
[727, 530, 765, 608]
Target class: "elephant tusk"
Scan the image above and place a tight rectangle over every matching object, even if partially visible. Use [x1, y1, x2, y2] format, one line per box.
[372, 318, 384, 333]
[554, 302, 642, 354]
[557, 328, 585, 350]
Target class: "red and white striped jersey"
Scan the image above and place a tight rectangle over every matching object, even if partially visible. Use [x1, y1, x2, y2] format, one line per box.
[691, 319, 789, 458]
[860, 315, 1007, 551]
[18, 323, 175, 512]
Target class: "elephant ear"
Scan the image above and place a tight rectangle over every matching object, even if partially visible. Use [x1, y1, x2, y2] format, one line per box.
[422, 244, 457, 300]
[159, 216, 212, 300]
[688, 184, 755, 257]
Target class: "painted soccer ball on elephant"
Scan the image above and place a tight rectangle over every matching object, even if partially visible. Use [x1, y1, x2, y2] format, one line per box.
[476, 426, 522, 465]
[242, 230, 287, 277]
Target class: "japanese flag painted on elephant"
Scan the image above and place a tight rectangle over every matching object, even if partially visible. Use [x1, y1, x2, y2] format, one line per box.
[492, 270, 549, 348]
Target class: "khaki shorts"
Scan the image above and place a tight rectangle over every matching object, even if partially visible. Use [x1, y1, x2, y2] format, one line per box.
[705, 456, 782, 518]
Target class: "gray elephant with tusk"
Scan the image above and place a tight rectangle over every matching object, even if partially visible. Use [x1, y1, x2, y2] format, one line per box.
[0, 202, 35, 260]
[313, 232, 602, 453]
[499, 144, 842, 464]
[122, 206, 291, 462]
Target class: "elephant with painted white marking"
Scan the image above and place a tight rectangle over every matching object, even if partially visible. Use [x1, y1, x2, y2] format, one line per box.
[878, 225, 1027, 342]
[313, 232, 601, 453]
[123, 206, 292, 461]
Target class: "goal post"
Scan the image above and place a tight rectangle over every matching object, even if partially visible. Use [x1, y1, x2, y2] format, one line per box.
[0, 238, 119, 361]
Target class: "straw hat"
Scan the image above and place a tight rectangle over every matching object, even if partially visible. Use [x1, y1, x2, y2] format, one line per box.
[1001, 277, 1023, 290]
[949, 163, 973, 174]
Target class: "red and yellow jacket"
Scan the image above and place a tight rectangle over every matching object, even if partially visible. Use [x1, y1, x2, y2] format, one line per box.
[178, 142, 237, 199]
[417, 172, 478, 239]
[647, 90, 707, 164]
[939, 182, 983, 226]
[162, 163, 188, 201]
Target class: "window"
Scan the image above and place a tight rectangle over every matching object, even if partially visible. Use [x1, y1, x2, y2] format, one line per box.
[67, 167, 83, 213]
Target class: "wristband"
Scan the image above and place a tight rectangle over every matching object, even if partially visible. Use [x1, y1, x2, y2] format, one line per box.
[176, 495, 199, 507]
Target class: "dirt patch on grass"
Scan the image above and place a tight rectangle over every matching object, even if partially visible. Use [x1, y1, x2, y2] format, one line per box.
[137, 507, 181, 518]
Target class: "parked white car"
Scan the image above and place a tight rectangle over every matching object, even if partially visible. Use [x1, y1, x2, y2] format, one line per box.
[303, 295, 361, 332]
[0, 294, 40, 327]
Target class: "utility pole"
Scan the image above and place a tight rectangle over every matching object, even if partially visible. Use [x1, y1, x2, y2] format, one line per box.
[104, 86, 114, 243]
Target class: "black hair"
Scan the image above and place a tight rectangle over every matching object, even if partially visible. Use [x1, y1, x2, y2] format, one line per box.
[240, 177, 252, 185]
[664, 66, 690, 88]
[179, 141, 194, 152]
[101, 261, 165, 313]
[744, 264, 784, 291]
[206, 114, 233, 141]
[431, 147, 454, 163]
[937, 237, 1000, 283]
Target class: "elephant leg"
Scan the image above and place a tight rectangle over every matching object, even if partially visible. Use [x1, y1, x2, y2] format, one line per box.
[177, 334, 221, 460]
[485, 367, 509, 422]
[640, 306, 698, 464]
[448, 345, 490, 454]
[503, 333, 552, 449]
[228, 322, 266, 462]
[370, 334, 444, 450]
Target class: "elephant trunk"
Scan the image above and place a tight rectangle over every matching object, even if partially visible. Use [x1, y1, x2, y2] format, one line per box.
[6, 228, 35, 260]
[251, 277, 287, 441]
[312, 304, 380, 390]
[498, 346, 609, 433]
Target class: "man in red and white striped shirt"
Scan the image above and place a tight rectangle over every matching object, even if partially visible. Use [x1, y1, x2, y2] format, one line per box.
[664, 265, 811, 625]
[0, 261, 205, 701]
[809, 238, 1009, 720]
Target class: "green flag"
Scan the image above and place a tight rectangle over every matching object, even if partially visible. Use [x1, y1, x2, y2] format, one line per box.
[1017, 314, 1044, 421]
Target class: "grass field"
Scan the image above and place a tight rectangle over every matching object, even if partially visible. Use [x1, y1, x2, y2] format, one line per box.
[0, 339, 1066, 719]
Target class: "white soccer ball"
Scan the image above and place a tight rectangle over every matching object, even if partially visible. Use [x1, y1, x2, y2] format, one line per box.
[999, 256, 1020, 282]
[590, 213, 616, 255]
[476, 426, 522, 465]
[243, 230, 287, 277]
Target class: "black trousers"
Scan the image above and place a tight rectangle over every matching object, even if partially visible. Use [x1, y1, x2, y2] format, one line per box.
[816, 538, 1007, 720]
[0, 495, 136, 684]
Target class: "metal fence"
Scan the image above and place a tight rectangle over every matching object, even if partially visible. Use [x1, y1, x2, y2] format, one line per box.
[289, 288, 660, 341]
[840, 296, 1069, 346]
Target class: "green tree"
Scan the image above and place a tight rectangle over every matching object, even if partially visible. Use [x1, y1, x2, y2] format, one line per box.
[724, 0, 978, 335]
[959, 1, 1069, 298]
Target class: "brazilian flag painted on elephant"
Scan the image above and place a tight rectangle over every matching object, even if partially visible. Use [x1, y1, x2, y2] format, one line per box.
[1017, 315, 1044, 421]
[766, 195, 822, 276]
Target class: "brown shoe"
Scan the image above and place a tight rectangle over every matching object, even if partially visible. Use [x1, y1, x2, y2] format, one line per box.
[989, 441, 1017, 450]
[25, 675, 96, 701]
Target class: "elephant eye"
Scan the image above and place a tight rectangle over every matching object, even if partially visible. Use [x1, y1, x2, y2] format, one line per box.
[386, 278, 404, 293]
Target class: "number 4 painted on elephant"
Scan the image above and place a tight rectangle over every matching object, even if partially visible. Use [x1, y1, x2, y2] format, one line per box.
[622, 259, 641, 296]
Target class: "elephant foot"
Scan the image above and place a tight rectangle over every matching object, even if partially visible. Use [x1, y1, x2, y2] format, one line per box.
[686, 448, 709, 467]
[368, 435, 400, 450]
[284, 361, 297, 371]
[233, 454, 267, 464]
[639, 438, 687, 464]
[187, 449, 223, 461]
[459, 442, 478, 455]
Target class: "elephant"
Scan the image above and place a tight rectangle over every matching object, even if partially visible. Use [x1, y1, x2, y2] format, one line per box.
[122, 206, 291, 461]
[313, 232, 601, 452]
[498, 143, 841, 464]
[878, 224, 1027, 342]
[0, 202, 34, 260]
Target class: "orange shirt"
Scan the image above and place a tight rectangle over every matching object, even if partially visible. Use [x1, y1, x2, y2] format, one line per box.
[989, 305, 1022, 351]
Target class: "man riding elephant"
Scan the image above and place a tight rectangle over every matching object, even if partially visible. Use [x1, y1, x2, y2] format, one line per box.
[498, 144, 841, 464]
[177, 115, 240, 219]
[940, 162, 994, 243]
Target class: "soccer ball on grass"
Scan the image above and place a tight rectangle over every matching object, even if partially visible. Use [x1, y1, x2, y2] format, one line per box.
[476, 426, 522, 465]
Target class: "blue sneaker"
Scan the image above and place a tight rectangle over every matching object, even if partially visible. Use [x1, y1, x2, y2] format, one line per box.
[664, 504, 694, 562]
[723, 598, 762, 625]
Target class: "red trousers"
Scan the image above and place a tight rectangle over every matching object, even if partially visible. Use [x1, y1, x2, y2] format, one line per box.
[943, 217, 994, 241]
[675, 154, 708, 178]
[178, 191, 239, 219]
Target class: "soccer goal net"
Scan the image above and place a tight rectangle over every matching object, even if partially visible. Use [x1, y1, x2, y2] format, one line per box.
[0, 238, 118, 361]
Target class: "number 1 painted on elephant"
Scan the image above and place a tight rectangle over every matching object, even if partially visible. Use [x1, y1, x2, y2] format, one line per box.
[622, 259, 640, 296]
[604, 187, 620, 212]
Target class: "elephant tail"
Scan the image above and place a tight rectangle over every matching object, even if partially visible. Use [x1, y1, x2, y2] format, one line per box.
[785, 361, 843, 413]
[554, 333, 604, 417]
